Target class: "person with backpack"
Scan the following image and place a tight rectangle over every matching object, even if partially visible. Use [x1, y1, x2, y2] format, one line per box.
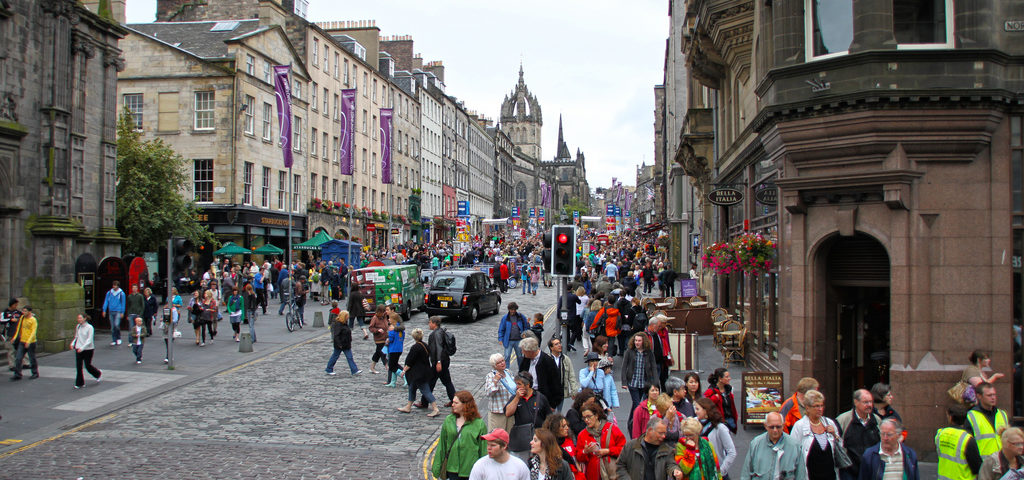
[417, 316, 457, 409]
[589, 300, 621, 357]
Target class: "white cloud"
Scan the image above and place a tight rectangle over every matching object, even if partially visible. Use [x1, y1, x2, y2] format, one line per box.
[126, 0, 668, 188]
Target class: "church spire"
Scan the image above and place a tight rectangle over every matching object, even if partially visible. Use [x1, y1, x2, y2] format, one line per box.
[556, 114, 571, 160]
[518, 62, 524, 85]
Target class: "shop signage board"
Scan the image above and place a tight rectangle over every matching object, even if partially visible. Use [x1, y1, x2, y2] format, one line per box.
[742, 371, 785, 425]
[680, 279, 699, 297]
[754, 185, 778, 205]
[708, 188, 743, 206]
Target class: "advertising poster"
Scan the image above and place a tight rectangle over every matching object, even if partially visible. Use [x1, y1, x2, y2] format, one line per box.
[742, 372, 784, 425]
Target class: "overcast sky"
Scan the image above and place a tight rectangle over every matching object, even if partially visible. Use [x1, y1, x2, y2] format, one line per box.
[125, 0, 669, 189]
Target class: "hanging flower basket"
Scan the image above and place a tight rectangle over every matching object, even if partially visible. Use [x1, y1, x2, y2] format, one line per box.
[702, 242, 741, 275]
[734, 232, 776, 274]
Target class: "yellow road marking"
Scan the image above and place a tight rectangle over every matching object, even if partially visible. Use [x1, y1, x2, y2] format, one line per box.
[0, 413, 117, 459]
[0, 439, 22, 445]
[422, 436, 439, 479]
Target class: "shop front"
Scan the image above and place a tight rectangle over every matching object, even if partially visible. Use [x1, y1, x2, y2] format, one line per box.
[197, 206, 306, 267]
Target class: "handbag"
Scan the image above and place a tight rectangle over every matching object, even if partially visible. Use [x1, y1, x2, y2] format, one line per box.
[829, 418, 854, 470]
[947, 380, 969, 405]
[509, 397, 539, 452]
[598, 425, 618, 480]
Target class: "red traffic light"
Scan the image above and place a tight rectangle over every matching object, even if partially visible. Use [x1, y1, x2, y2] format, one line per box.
[558, 233, 569, 244]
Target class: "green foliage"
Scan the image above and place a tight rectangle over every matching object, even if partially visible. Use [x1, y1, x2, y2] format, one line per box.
[116, 110, 217, 254]
[560, 197, 591, 217]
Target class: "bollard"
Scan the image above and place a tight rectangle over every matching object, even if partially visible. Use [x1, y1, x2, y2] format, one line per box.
[239, 331, 253, 353]
[312, 311, 325, 328]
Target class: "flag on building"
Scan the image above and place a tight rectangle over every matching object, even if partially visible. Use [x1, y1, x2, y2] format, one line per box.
[380, 108, 393, 184]
[339, 89, 356, 175]
[272, 65, 293, 168]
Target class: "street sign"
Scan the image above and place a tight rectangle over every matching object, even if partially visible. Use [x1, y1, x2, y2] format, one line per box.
[457, 200, 469, 217]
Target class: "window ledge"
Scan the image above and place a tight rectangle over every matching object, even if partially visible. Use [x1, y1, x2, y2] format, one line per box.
[190, 129, 216, 135]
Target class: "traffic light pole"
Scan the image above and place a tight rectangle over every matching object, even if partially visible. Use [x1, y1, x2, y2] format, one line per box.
[166, 236, 174, 370]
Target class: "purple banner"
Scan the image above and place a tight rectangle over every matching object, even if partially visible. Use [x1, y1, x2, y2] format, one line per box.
[273, 65, 293, 169]
[380, 108, 393, 184]
[624, 190, 632, 212]
[340, 89, 356, 175]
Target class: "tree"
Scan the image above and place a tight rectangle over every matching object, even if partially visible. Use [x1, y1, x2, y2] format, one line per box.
[116, 111, 217, 254]
[560, 197, 591, 218]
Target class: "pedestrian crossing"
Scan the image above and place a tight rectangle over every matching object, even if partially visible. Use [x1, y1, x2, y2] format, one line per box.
[41, 367, 184, 412]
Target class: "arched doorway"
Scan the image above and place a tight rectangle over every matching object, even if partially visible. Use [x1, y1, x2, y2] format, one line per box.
[822, 233, 890, 412]
[335, 229, 350, 240]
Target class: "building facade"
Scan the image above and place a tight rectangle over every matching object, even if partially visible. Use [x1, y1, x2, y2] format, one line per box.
[467, 114, 496, 229]
[673, 0, 1024, 447]
[500, 66, 543, 161]
[0, 0, 127, 350]
[119, 19, 311, 263]
[489, 126, 516, 220]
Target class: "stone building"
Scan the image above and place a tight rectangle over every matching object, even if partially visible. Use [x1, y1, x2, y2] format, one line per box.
[488, 126, 516, 220]
[0, 0, 126, 350]
[500, 65, 543, 161]
[542, 116, 590, 221]
[411, 69, 444, 240]
[672, 0, 1024, 447]
[467, 114, 496, 229]
[118, 19, 311, 262]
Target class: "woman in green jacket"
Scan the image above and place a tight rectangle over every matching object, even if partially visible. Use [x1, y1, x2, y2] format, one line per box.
[432, 390, 488, 480]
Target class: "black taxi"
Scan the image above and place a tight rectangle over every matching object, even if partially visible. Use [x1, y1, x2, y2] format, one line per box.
[422, 269, 501, 321]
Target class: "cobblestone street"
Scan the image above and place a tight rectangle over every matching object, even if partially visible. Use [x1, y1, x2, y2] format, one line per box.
[0, 287, 561, 479]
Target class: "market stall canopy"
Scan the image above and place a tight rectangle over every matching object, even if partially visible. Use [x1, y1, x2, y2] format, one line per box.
[212, 242, 250, 256]
[252, 243, 284, 255]
[293, 230, 333, 250]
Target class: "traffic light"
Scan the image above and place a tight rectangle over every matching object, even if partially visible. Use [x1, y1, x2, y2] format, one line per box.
[172, 237, 193, 278]
[551, 225, 576, 276]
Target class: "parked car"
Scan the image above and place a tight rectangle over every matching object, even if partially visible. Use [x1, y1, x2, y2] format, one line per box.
[350, 264, 424, 321]
[423, 269, 501, 321]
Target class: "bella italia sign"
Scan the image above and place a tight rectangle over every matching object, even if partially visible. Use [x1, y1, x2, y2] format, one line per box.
[708, 187, 743, 206]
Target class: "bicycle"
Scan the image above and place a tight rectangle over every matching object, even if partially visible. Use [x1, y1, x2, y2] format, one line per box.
[285, 298, 302, 332]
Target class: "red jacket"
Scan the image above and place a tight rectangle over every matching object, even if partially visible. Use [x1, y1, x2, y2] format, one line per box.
[560, 436, 586, 480]
[704, 385, 739, 429]
[499, 263, 510, 280]
[576, 422, 626, 480]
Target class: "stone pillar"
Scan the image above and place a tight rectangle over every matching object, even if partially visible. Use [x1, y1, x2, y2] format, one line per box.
[23, 277, 83, 352]
[850, 0, 896, 51]
[772, 0, 805, 67]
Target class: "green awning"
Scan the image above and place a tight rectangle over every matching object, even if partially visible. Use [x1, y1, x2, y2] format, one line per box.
[293, 230, 333, 250]
[252, 243, 284, 255]
[212, 241, 250, 256]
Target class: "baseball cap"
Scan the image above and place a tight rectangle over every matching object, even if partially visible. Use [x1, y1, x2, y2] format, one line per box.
[481, 428, 509, 444]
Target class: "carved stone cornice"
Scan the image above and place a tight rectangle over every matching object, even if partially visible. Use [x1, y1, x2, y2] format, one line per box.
[71, 30, 96, 59]
[103, 47, 125, 72]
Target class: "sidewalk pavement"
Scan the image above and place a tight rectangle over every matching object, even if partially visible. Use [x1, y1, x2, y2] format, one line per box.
[0, 298, 335, 452]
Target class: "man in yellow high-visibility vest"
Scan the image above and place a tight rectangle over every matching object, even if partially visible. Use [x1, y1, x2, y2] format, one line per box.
[965, 382, 1009, 456]
[937, 405, 982, 480]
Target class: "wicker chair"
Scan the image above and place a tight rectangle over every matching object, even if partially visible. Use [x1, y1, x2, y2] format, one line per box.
[722, 328, 748, 366]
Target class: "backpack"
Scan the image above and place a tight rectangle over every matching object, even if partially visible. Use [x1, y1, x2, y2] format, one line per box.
[590, 308, 607, 334]
[443, 328, 457, 356]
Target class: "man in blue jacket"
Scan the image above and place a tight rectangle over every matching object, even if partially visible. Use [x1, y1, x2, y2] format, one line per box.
[497, 302, 529, 367]
[858, 419, 919, 480]
[101, 281, 126, 346]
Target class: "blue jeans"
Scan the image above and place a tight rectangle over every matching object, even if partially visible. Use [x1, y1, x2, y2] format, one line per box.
[407, 380, 436, 403]
[246, 310, 257, 343]
[531, 281, 538, 294]
[521, 279, 529, 294]
[326, 348, 359, 374]
[277, 294, 290, 315]
[132, 344, 144, 362]
[108, 312, 123, 342]
[504, 340, 521, 367]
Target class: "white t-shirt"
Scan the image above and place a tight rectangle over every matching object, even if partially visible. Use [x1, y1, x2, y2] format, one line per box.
[468, 455, 530, 480]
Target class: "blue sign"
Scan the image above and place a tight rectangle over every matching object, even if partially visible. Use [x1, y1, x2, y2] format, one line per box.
[512, 206, 519, 218]
[614, 205, 621, 216]
[457, 200, 469, 217]
[539, 208, 545, 218]
[573, 210, 579, 218]
[529, 208, 536, 218]
[606, 205, 615, 216]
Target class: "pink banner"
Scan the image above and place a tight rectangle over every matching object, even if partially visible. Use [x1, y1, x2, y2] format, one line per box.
[340, 89, 356, 175]
[273, 65, 293, 168]
[380, 108, 393, 184]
